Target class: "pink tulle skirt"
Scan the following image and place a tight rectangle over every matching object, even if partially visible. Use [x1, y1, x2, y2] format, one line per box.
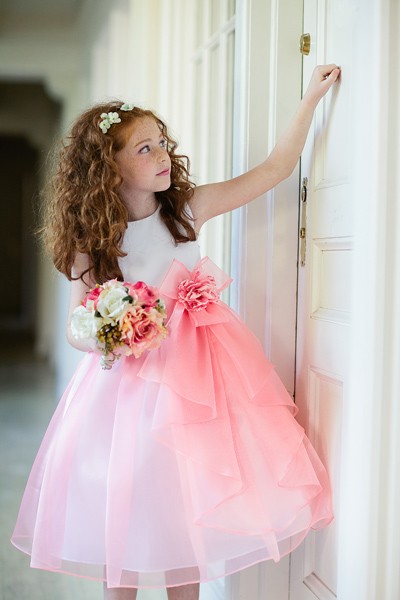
[11, 258, 333, 588]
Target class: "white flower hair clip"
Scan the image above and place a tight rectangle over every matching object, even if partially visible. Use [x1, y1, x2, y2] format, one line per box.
[99, 112, 121, 133]
[99, 103, 135, 133]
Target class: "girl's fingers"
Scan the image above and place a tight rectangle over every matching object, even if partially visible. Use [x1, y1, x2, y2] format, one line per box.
[326, 67, 341, 80]
[318, 64, 341, 78]
[323, 67, 341, 89]
[305, 64, 341, 102]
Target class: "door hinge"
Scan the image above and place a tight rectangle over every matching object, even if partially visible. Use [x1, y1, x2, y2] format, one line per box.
[300, 177, 308, 267]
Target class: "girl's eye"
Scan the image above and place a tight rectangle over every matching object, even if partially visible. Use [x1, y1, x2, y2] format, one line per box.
[139, 145, 151, 154]
[160, 139, 168, 149]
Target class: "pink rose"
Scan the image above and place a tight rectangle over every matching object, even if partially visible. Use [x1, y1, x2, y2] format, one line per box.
[82, 285, 102, 308]
[121, 306, 166, 358]
[177, 271, 219, 312]
[124, 281, 158, 307]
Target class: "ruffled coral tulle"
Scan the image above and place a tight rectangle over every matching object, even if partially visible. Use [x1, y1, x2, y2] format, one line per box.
[11, 258, 333, 588]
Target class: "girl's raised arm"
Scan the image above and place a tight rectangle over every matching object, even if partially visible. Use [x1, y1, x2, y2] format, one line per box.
[190, 64, 340, 230]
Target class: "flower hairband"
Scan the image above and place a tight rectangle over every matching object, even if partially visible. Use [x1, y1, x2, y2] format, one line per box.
[99, 103, 135, 134]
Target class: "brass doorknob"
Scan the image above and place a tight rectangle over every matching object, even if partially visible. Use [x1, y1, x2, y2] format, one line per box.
[300, 33, 311, 55]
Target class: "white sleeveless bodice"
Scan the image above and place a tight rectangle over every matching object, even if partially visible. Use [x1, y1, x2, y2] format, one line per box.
[118, 205, 201, 286]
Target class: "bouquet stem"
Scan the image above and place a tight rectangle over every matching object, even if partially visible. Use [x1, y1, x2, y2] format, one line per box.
[100, 352, 120, 370]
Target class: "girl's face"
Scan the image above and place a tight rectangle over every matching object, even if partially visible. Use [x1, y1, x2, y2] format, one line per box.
[115, 117, 171, 200]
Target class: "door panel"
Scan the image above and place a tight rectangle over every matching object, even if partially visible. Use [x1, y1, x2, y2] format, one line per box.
[290, 0, 353, 598]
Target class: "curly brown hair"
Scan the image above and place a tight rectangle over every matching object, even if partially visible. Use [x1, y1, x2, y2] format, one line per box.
[40, 102, 196, 284]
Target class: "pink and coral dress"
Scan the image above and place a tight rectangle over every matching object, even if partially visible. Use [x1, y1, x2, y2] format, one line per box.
[11, 205, 333, 589]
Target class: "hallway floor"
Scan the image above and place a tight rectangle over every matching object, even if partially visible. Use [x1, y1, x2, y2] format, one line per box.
[0, 344, 165, 600]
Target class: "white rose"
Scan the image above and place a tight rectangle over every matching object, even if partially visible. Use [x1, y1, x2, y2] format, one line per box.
[96, 283, 129, 321]
[71, 306, 100, 340]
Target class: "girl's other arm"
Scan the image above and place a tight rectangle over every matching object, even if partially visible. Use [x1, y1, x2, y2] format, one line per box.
[66, 252, 95, 352]
[190, 64, 340, 230]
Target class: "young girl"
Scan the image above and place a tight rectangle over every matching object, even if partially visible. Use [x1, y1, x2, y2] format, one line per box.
[12, 64, 340, 600]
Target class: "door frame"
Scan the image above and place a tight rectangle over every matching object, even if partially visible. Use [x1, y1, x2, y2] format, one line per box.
[228, 0, 303, 597]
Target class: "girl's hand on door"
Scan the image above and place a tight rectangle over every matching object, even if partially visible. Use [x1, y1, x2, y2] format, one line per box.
[303, 64, 341, 106]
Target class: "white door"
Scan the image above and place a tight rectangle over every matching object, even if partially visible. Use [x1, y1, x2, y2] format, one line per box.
[290, 0, 354, 598]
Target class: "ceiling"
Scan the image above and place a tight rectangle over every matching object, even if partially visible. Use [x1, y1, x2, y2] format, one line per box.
[0, 0, 82, 28]
[0, 0, 81, 16]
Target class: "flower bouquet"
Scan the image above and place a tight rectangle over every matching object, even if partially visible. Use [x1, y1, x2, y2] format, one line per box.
[71, 279, 168, 369]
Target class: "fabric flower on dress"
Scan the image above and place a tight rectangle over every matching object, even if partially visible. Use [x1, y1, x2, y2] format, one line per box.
[99, 111, 121, 133]
[177, 269, 220, 312]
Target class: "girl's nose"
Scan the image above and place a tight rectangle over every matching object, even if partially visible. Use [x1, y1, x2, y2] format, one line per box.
[158, 148, 168, 162]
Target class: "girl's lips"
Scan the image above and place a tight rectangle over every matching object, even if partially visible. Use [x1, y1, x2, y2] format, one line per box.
[157, 168, 170, 176]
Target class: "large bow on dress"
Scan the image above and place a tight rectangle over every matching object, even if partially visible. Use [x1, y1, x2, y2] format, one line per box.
[138, 256, 275, 414]
[136, 256, 291, 521]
